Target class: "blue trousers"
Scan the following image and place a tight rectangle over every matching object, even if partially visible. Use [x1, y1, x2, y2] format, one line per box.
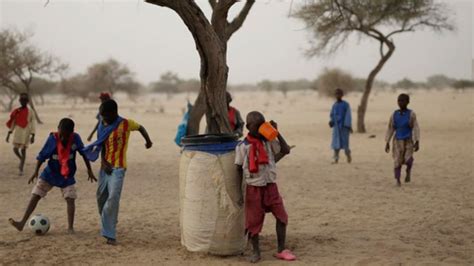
[97, 168, 125, 240]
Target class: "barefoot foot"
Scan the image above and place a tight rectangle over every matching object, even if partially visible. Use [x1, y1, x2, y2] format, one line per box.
[248, 253, 261, 263]
[8, 218, 24, 232]
[405, 174, 411, 183]
[106, 238, 117, 245]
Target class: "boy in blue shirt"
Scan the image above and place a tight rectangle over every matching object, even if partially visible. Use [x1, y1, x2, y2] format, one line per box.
[385, 94, 420, 186]
[329, 88, 352, 163]
[9, 118, 96, 233]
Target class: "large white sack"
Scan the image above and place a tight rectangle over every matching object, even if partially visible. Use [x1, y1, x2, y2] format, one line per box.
[179, 150, 245, 255]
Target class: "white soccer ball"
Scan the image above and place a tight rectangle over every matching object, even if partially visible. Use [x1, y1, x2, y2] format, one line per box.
[28, 214, 50, 235]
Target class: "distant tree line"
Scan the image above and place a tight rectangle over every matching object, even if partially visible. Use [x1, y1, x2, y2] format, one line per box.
[149, 71, 200, 96]
[59, 58, 141, 102]
[312, 68, 474, 97]
[2, 28, 472, 118]
[0, 28, 66, 122]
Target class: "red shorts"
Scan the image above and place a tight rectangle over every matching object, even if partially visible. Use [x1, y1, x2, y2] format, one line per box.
[245, 183, 288, 237]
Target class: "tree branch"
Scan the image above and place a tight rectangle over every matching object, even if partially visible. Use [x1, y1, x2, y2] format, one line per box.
[210, 0, 239, 42]
[226, 0, 255, 40]
[379, 40, 384, 58]
[144, 0, 176, 9]
[209, 0, 217, 10]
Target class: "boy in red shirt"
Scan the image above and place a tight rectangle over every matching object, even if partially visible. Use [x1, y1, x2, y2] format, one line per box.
[6, 93, 35, 175]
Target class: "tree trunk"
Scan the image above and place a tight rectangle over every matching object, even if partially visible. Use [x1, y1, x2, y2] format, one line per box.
[7, 94, 17, 112]
[357, 42, 395, 133]
[185, 45, 229, 135]
[1, 88, 18, 112]
[176, 3, 231, 135]
[145, 0, 254, 135]
[186, 93, 206, 135]
[0, 100, 6, 112]
[28, 99, 43, 124]
[39, 94, 45, 105]
[24, 86, 43, 124]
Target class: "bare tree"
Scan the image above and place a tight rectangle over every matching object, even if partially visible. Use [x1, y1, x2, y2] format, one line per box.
[294, 0, 453, 132]
[0, 85, 18, 112]
[316, 68, 356, 97]
[59, 74, 90, 103]
[145, 0, 255, 134]
[30, 77, 57, 105]
[86, 58, 139, 96]
[150, 71, 182, 98]
[0, 28, 66, 123]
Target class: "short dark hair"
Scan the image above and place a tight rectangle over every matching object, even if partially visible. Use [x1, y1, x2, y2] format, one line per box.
[100, 99, 118, 114]
[58, 118, 75, 132]
[335, 88, 344, 94]
[398, 93, 410, 102]
[226, 91, 232, 102]
[246, 111, 265, 124]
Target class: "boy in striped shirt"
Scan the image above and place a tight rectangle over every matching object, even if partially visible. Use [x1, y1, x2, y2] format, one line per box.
[87, 99, 152, 245]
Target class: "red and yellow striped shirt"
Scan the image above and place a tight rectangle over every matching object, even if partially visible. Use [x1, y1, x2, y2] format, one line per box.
[104, 119, 140, 169]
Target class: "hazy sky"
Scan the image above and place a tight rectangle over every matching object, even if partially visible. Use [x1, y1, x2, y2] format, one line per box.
[0, 0, 473, 84]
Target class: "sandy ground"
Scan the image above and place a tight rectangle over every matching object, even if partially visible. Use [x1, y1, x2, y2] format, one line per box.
[0, 90, 473, 265]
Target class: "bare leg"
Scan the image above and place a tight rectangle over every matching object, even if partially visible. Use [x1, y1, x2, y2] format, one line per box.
[332, 149, 340, 164]
[405, 157, 414, 183]
[66, 198, 75, 233]
[345, 149, 352, 163]
[14, 147, 22, 174]
[13, 147, 21, 160]
[249, 234, 261, 263]
[394, 167, 402, 186]
[9, 194, 41, 231]
[276, 219, 287, 253]
[19, 148, 26, 175]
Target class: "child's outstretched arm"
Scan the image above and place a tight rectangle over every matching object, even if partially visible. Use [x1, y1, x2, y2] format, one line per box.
[234, 144, 245, 207]
[81, 155, 97, 182]
[28, 160, 44, 184]
[236, 165, 244, 207]
[6, 131, 12, 143]
[138, 125, 153, 149]
[270, 120, 291, 163]
[385, 115, 395, 153]
[275, 133, 291, 163]
[87, 121, 100, 142]
[411, 112, 420, 152]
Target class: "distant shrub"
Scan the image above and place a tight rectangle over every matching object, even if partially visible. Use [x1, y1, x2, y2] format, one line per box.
[149, 71, 200, 94]
[453, 80, 474, 90]
[392, 78, 421, 90]
[315, 68, 356, 97]
[256, 79, 312, 96]
[426, 74, 456, 89]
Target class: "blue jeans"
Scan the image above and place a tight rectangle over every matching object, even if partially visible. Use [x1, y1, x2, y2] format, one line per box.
[97, 168, 125, 240]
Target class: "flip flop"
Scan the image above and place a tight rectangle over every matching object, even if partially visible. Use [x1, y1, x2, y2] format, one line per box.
[274, 249, 296, 261]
